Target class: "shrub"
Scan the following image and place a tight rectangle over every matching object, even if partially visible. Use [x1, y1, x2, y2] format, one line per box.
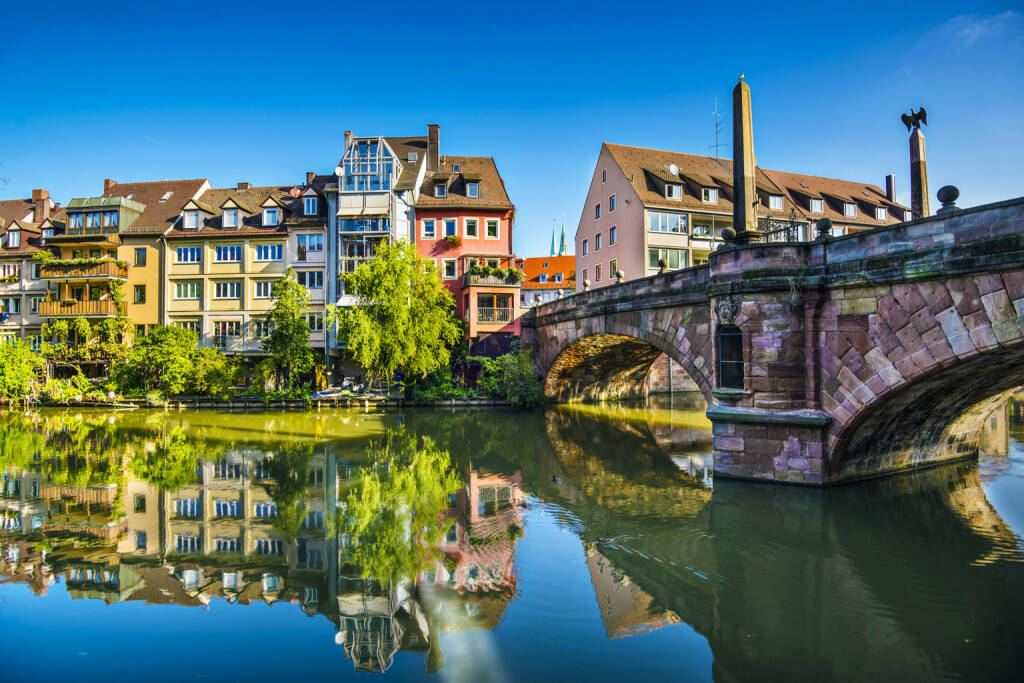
[471, 349, 544, 408]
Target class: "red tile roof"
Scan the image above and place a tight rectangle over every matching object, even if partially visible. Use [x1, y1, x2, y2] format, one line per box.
[519, 255, 576, 290]
[415, 156, 514, 211]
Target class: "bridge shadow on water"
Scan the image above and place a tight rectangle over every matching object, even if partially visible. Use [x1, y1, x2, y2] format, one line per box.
[531, 401, 1024, 682]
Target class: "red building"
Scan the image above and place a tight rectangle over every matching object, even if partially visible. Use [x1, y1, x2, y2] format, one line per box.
[414, 144, 519, 356]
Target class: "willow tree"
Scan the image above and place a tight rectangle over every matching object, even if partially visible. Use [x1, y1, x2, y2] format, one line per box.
[327, 241, 462, 388]
[262, 269, 314, 389]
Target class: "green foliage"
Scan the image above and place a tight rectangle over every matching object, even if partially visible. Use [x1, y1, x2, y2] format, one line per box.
[110, 325, 237, 399]
[42, 370, 103, 403]
[327, 241, 462, 387]
[263, 443, 314, 542]
[262, 269, 315, 390]
[472, 349, 545, 408]
[336, 428, 462, 582]
[408, 365, 477, 402]
[129, 426, 199, 490]
[0, 340, 44, 402]
[468, 265, 525, 282]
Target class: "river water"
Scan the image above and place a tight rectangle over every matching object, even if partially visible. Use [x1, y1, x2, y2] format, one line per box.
[1, 394, 1023, 681]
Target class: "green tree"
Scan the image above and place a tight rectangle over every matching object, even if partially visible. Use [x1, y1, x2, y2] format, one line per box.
[0, 340, 44, 402]
[262, 269, 314, 389]
[128, 426, 199, 490]
[336, 428, 462, 582]
[327, 241, 462, 387]
[111, 325, 199, 395]
[473, 348, 545, 408]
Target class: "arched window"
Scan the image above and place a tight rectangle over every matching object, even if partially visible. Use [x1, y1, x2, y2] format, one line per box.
[717, 325, 744, 389]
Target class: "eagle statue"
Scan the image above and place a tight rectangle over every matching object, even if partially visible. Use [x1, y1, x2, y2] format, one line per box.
[901, 107, 928, 132]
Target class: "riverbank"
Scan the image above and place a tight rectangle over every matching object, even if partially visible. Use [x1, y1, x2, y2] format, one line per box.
[117, 395, 517, 411]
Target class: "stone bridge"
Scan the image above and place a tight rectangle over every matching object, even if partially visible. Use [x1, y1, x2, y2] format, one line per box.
[521, 196, 1024, 485]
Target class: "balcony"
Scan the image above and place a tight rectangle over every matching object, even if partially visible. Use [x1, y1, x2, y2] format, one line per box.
[463, 273, 521, 288]
[476, 307, 513, 324]
[38, 299, 118, 317]
[39, 261, 129, 280]
[45, 227, 121, 247]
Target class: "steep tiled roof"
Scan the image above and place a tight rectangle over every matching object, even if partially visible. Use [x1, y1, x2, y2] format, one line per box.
[604, 143, 908, 229]
[383, 136, 428, 191]
[103, 178, 209, 232]
[164, 184, 324, 238]
[0, 219, 46, 257]
[519, 255, 576, 290]
[415, 156, 514, 211]
[0, 198, 37, 227]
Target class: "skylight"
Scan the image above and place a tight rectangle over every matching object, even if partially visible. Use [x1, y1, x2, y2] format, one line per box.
[160, 191, 173, 202]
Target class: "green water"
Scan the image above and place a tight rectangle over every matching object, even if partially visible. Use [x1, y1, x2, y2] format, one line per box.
[1, 394, 1023, 681]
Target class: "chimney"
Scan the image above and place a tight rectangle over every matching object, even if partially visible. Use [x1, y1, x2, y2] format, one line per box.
[306, 171, 316, 185]
[237, 182, 251, 191]
[427, 124, 440, 172]
[885, 174, 896, 202]
[103, 178, 115, 193]
[731, 76, 758, 242]
[31, 189, 50, 222]
[344, 130, 353, 150]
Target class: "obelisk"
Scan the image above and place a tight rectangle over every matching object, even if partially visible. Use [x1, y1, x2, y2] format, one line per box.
[732, 75, 758, 243]
[910, 127, 930, 219]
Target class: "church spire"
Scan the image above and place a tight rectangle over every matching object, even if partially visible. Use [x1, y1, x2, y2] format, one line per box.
[550, 226, 556, 257]
[558, 223, 569, 256]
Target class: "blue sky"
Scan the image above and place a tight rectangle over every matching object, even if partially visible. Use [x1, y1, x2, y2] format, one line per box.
[1, 1, 1021, 257]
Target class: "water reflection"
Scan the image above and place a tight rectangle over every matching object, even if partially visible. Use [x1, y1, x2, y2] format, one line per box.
[2, 394, 1024, 681]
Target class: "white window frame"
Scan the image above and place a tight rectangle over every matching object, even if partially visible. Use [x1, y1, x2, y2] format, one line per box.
[609, 194, 616, 212]
[595, 264, 602, 281]
[538, 273, 548, 283]
[769, 195, 784, 210]
[485, 219, 499, 240]
[844, 202, 857, 217]
[254, 243, 283, 262]
[554, 272, 563, 283]
[875, 207, 888, 221]
[594, 203, 601, 219]
[421, 218, 436, 239]
[702, 187, 718, 203]
[443, 218, 458, 238]
[183, 210, 200, 229]
[595, 233, 602, 251]
[582, 239, 589, 255]
[263, 207, 279, 226]
[303, 196, 317, 216]
[7, 231, 20, 248]
[666, 184, 682, 199]
[175, 246, 202, 264]
[254, 281, 273, 299]
[305, 312, 324, 331]
[464, 218, 478, 238]
[442, 259, 457, 280]
[466, 182, 479, 198]
[214, 245, 242, 263]
[434, 184, 447, 198]
[222, 208, 238, 228]
[297, 270, 324, 290]
[174, 281, 202, 300]
[213, 281, 241, 299]
[903, 210, 913, 221]
[810, 198, 824, 213]
[609, 226, 617, 244]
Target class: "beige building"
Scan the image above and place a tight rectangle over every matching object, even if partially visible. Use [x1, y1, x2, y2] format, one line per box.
[0, 190, 58, 345]
[576, 143, 912, 289]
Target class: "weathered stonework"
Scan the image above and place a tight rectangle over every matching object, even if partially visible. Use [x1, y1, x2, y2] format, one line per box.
[527, 196, 1024, 485]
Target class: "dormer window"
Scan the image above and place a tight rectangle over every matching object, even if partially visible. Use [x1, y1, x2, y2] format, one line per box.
[304, 196, 317, 215]
[875, 207, 888, 221]
[666, 184, 682, 200]
[408, 152, 418, 162]
[554, 272, 563, 283]
[5, 230, 20, 248]
[434, 184, 446, 198]
[160, 191, 173, 202]
[702, 187, 718, 203]
[263, 207, 279, 226]
[42, 228, 54, 238]
[183, 210, 200, 229]
[223, 209, 238, 228]
[466, 182, 479, 198]
[769, 195, 784, 210]
[903, 210, 913, 221]
[843, 202, 857, 217]
[452, 163, 461, 173]
[809, 198, 824, 213]
[538, 273, 548, 283]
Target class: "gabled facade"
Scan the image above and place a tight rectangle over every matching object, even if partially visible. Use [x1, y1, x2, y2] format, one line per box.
[0, 190, 57, 346]
[576, 143, 912, 289]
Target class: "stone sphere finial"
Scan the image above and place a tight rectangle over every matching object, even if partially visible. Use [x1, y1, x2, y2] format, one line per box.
[721, 227, 736, 244]
[583, 279, 591, 290]
[815, 218, 833, 241]
[936, 185, 960, 216]
[615, 269, 624, 283]
[657, 258, 667, 275]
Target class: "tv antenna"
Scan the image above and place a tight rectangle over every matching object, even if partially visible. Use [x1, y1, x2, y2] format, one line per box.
[708, 97, 729, 159]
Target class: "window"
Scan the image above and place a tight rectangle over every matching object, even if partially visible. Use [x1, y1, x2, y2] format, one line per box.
[609, 194, 616, 211]
[594, 203, 601, 219]
[135, 532, 147, 550]
[844, 202, 857, 217]
[212, 321, 241, 349]
[173, 498, 201, 518]
[875, 207, 888, 221]
[215, 499, 241, 517]
[554, 272, 563, 283]
[595, 264, 602, 281]
[175, 246, 201, 263]
[648, 248, 687, 270]
[214, 281, 241, 299]
[466, 182, 479, 198]
[666, 183, 682, 199]
[422, 219, 436, 239]
[263, 207, 279, 226]
[434, 183, 447, 198]
[183, 210, 200, 229]
[769, 195, 784, 210]
[175, 320, 200, 333]
[341, 139, 395, 192]
[6, 231, 20, 248]
[809, 198, 824, 213]
[255, 502, 278, 518]
[133, 285, 146, 304]
[215, 538, 241, 553]
[251, 319, 272, 338]
[296, 270, 323, 290]
[595, 233, 602, 250]
[904, 210, 913, 221]
[304, 196, 317, 215]
[134, 495, 146, 513]
[718, 325, 744, 389]
[444, 218, 457, 237]
[609, 226, 617, 244]
[601, 168, 607, 183]
[133, 247, 146, 267]
[442, 259, 457, 280]
[0, 264, 20, 279]
[485, 219, 499, 239]
[582, 268, 588, 282]
[296, 234, 323, 260]
[582, 239, 589, 255]
[254, 281, 273, 298]
[464, 218, 478, 238]
[255, 539, 283, 556]
[408, 152, 418, 162]
[214, 245, 242, 262]
[175, 534, 201, 553]
[538, 273, 548, 283]
[702, 187, 718, 203]
[648, 212, 687, 233]
[305, 313, 324, 331]
[174, 281, 201, 300]
[303, 510, 324, 529]
[222, 208, 238, 228]
[609, 260, 617, 277]
[255, 243, 283, 261]
[30, 297, 42, 314]
[42, 228, 53, 238]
